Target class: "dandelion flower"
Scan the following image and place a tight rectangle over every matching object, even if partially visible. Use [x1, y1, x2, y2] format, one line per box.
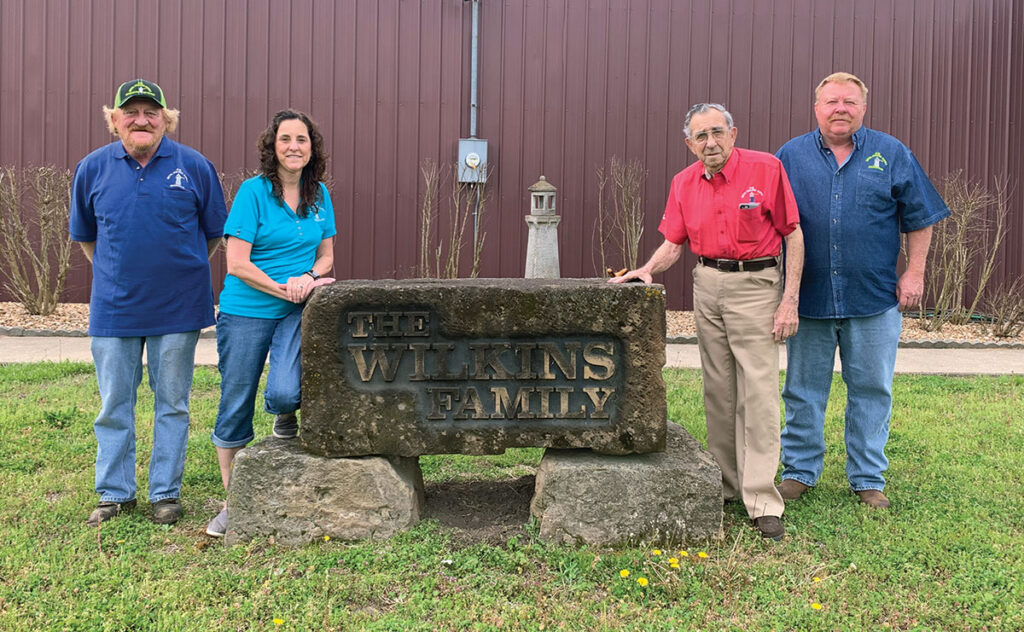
[323, 535, 330, 542]
[274, 619, 285, 625]
[636, 577, 649, 587]
[698, 551, 708, 558]
[813, 576, 821, 582]
[670, 563, 680, 569]
[619, 569, 630, 578]
[679, 551, 689, 557]
[668, 558, 678, 564]
[652, 549, 662, 556]
[811, 603, 822, 610]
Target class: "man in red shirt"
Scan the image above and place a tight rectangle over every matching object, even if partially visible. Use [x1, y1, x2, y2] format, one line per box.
[611, 103, 803, 541]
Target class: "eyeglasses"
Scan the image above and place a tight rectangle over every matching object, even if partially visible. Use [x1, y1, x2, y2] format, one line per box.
[690, 127, 730, 145]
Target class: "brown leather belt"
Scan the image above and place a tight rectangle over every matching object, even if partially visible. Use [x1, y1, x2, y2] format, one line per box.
[698, 256, 778, 272]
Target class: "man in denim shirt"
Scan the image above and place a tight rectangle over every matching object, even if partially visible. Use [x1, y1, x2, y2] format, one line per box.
[774, 72, 949, 509]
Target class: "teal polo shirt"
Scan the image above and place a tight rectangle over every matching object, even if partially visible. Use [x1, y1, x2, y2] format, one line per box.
[219, 176, 336, 319]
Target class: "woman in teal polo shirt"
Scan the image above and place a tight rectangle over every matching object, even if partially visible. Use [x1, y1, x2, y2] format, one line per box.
[206, 110, 336, 537]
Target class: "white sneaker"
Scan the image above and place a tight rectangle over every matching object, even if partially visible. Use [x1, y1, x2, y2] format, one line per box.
[205, 507, 228, 537]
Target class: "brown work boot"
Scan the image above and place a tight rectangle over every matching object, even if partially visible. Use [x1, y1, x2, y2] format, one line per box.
[752, 516, 785, 541]
[776, 479, 810, 501]
[151, 498, 183, 524]
[86, 499, 137, 526]
[856, 489, 890, 509]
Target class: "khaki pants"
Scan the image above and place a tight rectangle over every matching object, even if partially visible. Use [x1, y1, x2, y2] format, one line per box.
[692, 263, 785, 519]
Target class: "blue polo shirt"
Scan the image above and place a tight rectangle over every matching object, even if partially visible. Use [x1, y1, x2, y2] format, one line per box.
[776, 127, 949, 319]
[70, 137, 227, 336]
[219, 176, 336, 319]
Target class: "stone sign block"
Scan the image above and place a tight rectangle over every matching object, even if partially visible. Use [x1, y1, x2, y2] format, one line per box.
[530, 423, 723, 547]
[300, 279, 666, 457]
[225, 438, 424, 546]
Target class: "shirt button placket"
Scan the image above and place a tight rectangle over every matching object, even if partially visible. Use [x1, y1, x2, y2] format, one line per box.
[713, 179, 727, 254]
[830, 175, 843, 314]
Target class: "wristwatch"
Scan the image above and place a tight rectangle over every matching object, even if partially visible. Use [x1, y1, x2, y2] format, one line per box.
[304, 270, 320, 281]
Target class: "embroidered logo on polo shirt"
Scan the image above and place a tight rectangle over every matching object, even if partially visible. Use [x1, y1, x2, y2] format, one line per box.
[865, 151, 889, 172]
[311, 204, 325, 222]
[739, 186, 764, 210]
[166, 168, 190, 190]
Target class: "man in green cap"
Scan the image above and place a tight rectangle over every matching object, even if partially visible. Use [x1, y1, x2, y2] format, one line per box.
[70, 79, 227, 527]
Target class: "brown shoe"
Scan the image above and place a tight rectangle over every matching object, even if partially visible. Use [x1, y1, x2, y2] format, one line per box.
[776, 479, 810, 501]
[151, 498, 183, 525]
[86, 499, 137, 526]
[752, 516, 785, 541]
[856, 489, 890, 509]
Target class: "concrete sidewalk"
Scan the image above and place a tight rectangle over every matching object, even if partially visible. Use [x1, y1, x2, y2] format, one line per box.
[0, 336, 221, 366]
[1, 335, 1022, 375]
[665, 343, 1024, 376]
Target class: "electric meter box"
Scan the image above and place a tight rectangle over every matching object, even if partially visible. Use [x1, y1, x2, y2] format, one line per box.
[457, 138, 489, 183]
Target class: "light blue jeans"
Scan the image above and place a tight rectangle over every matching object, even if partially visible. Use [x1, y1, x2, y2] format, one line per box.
[91, 331, 200, 503]
[211, 308, 303, 448]
[780, 306, 902, 492]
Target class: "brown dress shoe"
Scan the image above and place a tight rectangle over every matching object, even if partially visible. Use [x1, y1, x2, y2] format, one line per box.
[856, 489, 890, 509]
[752, 516, 785, 541]
[776, 479, 810, 501]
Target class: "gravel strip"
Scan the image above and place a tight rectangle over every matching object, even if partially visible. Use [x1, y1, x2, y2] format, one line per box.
[662, 309, 1024, 349]
[2, 302, 1022, 348]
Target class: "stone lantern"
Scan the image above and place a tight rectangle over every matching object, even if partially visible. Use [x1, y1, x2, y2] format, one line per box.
[524, 176, 561, 278]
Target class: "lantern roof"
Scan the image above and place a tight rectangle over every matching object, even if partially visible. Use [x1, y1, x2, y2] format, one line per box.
[528, 175, 557, 193]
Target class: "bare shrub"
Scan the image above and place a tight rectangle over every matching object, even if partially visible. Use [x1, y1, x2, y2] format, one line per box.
[920, 173, 1010, 332]
[594, 168, 609, 277]
[418, 159, 443, 277]
[0, 165, 73, 315]
[984, 280, 1024, 338]
[593, 157, 647, 275]
[417, 159, 490, 279]
[468, 177, 490, 278]
[219, 169, 259, 210]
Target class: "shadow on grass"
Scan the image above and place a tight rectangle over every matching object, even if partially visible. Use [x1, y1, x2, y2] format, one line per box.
[423, 475, 534, 547]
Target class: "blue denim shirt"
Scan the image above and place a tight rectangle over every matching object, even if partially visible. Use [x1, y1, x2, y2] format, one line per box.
[776, 127, 949, 319]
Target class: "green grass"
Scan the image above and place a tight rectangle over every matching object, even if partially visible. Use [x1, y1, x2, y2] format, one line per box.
[1, 363, 1022, 630]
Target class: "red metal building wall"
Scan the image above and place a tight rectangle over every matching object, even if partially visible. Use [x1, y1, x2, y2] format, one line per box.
[1, 0, 1020, 309]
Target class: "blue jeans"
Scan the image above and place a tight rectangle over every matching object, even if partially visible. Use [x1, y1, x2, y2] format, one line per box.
[780, 306, 902, 491]
[211, 308, 303, 448]
[91, 331, 200, 503]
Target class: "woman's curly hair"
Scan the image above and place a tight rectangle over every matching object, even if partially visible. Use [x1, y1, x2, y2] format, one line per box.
[257, 110, 328, 217]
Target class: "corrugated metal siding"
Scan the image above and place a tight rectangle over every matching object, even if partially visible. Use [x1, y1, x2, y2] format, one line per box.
[1, 0, 1020, 309]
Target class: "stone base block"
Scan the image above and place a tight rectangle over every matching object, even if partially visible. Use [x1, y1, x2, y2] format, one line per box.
[225, 438, 424, 546]
[530, 423, 722, 547]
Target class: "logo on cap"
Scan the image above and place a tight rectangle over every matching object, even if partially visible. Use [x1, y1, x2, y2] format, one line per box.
[127, 81, 154, 97]
[115, 79, 167, 109]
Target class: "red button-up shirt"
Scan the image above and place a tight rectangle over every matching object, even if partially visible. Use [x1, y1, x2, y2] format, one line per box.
[658, 147, 799, 260]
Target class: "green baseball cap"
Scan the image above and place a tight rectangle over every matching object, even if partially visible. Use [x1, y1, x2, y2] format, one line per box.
[114, 79, 167, 108]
